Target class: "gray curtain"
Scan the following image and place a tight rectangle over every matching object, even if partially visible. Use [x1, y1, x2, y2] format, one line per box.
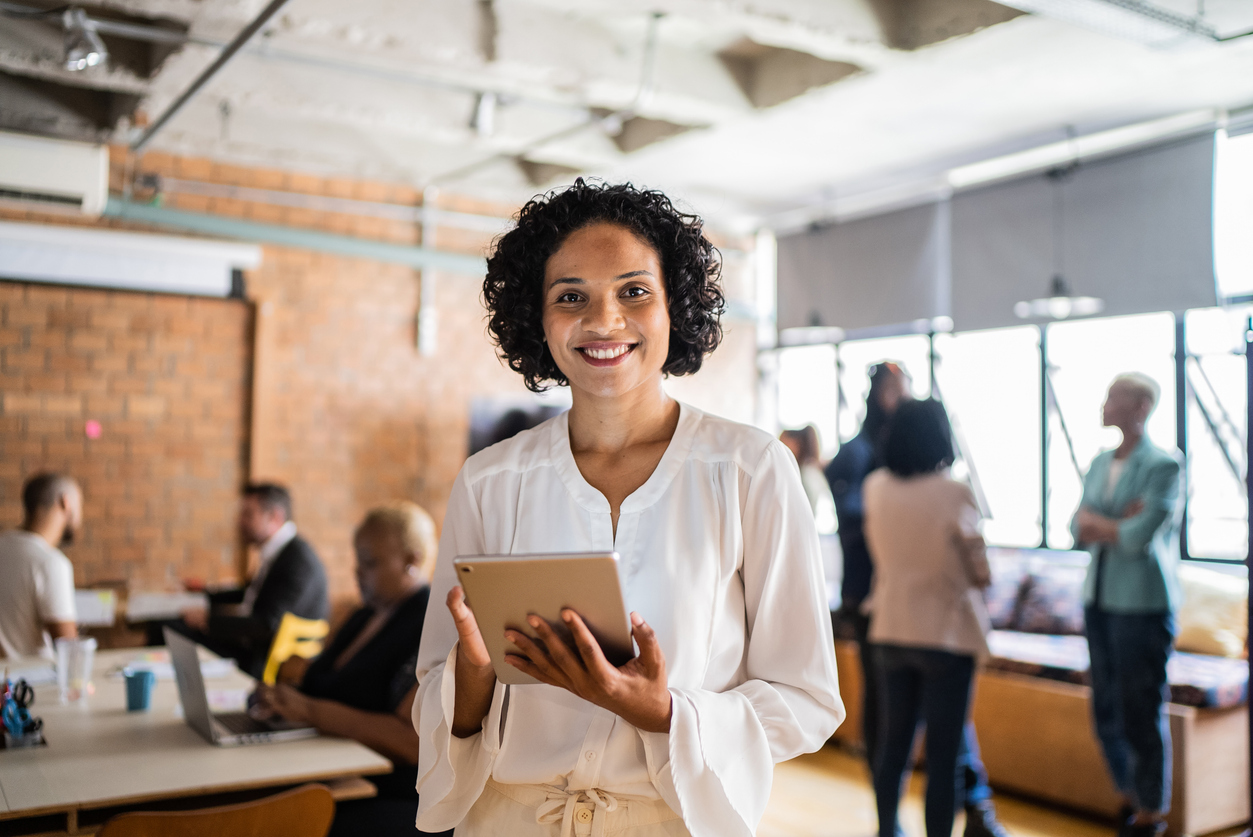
[951, 133, 1218, 331]
[775, 201, 950, 332]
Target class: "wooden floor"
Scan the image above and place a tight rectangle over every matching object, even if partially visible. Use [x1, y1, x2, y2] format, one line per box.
[760, 744, 1249, 837]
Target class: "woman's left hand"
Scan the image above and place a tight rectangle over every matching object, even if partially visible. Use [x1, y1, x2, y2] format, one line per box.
[505, 611, 672, 733]
[253, 684, 317, 726]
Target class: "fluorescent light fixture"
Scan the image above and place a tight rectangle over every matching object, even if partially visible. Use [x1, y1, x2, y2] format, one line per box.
[948, 109, 1216, 189]
[995, 0, 1217, 49]
[1014, 275, 1105, 320]
[63, 7, 107, 71]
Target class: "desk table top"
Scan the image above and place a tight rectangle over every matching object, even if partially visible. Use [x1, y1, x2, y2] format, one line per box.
[0, 647, 391, 819]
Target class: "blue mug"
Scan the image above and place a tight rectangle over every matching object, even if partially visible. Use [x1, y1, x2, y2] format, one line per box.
[124, 669, 156, 712]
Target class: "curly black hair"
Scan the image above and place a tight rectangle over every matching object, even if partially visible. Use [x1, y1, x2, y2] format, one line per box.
[482, 179, 725, 393]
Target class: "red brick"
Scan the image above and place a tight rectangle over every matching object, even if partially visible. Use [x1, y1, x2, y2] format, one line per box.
[126, 395, 166, 418]
[44, 394, 84, 415]
[2, 392, 42, 414]
[69, 331, 109, 352]
[4, 349, 47, 371]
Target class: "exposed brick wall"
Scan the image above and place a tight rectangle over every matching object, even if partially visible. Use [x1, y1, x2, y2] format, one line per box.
[0, 283, 249, 588]
[0, 149, 760, 614]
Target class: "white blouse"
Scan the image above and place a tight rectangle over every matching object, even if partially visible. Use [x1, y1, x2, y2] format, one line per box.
[412, 403, 844, 837]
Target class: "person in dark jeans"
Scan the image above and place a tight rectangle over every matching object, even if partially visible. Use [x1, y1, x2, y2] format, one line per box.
[1073, 374, 1182, 837]
[826, 364, 1006, 837]
[863, 399, 994, 837]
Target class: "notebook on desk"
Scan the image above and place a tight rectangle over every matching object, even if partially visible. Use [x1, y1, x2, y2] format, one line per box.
[165, 627, 318, 747]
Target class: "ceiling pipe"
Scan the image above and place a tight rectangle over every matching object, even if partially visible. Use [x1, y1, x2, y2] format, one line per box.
[130, 0, 295, 152]
[103, 197, 487, 275]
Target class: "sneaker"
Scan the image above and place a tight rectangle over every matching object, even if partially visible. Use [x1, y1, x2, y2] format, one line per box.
[964, 801, 1010, 837]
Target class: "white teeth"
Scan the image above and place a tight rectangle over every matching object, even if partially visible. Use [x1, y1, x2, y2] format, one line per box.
[585, 345, 629, 360]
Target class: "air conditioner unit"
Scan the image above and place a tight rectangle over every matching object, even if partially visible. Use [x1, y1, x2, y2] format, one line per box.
[0, 131, 109, 217]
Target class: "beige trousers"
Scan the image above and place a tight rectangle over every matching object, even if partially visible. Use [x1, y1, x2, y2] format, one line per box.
[455, 780, 691, 837]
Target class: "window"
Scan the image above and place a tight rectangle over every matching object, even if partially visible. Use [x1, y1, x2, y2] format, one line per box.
[1044, 312, 1176, 548]
[776, 344, 838, 456]
[933, 326, 1042, 547]
[834, 334, 931, 444]
[1185, 306, 1250, 561]
[772, 310, 1246, 560]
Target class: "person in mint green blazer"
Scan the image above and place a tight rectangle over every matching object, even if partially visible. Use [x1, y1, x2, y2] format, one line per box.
[1071, 373, 1182, 837]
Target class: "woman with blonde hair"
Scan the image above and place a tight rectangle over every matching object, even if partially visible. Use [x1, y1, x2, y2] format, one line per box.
[254, 501, 448, 836]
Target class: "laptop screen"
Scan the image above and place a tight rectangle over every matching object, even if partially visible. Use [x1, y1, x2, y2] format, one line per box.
[164, 627, 216, 742]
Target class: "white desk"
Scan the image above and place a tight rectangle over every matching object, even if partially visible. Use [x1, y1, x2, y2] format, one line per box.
[0, 648, 391, 834]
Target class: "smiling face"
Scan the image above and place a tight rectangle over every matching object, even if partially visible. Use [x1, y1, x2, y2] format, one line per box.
[542, 222, 670, 400]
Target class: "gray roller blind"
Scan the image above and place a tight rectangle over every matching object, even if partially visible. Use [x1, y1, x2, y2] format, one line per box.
[776, 201, 950, 332]
[952, 133, 1218, 331]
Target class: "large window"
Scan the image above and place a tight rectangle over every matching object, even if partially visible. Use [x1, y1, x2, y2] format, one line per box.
[776, 344, 838, 456]
[774, 310, 1248, 561]
[933, 326, 1041, 548]
[1186, 306, 1250, 561]
[1045, 312, 1177, 548]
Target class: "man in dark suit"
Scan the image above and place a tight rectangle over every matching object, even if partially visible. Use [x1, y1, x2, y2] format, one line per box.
[180, 483, 329, 678]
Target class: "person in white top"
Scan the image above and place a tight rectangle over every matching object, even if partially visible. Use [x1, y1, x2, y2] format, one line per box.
[0, 473, 81, 659]
[862, 399, 992, 837]
[413, 180, 844, 837]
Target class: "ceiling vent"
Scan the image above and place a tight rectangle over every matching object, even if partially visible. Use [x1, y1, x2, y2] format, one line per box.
[0, 130, 108, 216]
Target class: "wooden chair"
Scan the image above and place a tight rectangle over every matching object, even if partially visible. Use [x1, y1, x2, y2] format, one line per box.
[95, 783, 335, 837]
[261, 612, 330, 685]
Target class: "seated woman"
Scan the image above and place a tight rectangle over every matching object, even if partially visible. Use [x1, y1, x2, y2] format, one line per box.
[253, 501, 447, 837]
[862, 399, 992, 837]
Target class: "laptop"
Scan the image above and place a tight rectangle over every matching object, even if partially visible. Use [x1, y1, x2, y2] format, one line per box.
[164, 627, 318, 747]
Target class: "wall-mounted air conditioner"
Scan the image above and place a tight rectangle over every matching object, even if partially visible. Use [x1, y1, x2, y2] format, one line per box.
[0, 131, 109, 217]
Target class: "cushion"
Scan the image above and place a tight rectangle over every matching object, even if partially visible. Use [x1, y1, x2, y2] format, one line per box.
[1175, 564, 1248, 658]
[1014, 562, 1087, 636]
[985, 629, 1250, 709]
[985, 548, 1028, 630]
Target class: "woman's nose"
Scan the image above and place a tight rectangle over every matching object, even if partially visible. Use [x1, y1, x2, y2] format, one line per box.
[583, 295, 626, 333]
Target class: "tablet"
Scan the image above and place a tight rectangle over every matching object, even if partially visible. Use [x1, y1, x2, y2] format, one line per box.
[453, 552, 635, 686]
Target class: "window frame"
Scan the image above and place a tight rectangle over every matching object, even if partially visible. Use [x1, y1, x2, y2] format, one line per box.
[783, 309, 1250, 564]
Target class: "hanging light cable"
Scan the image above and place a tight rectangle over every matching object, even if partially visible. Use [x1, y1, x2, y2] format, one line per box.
[1014, 137, 1105, 320]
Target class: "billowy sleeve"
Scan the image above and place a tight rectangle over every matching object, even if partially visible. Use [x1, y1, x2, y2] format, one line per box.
[412, 470, 507, 832]
[644, 440, 845, 837]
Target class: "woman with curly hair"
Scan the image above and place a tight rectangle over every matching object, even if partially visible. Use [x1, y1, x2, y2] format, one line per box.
[412, 180, 843, 837]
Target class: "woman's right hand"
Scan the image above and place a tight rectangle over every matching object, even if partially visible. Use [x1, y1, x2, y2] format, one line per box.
[447, 586, 497, 737]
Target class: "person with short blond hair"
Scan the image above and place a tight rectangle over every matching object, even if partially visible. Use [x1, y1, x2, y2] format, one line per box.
[1073, 373, 1182, 837]
[254, 500, 446, 837]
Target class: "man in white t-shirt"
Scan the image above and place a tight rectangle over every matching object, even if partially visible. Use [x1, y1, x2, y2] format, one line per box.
[0, 473, 82, 659]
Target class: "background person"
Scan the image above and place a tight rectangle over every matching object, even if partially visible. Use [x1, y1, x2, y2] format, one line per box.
[1071, 374, 1182, 837]
[825, 365, 1005, 837]
[0, 473, 81, 659]
[254, 501, 448, 837]
[413, 180, 843, 837]
[176, 483, 329, 677]
[863, 399, 994, 837]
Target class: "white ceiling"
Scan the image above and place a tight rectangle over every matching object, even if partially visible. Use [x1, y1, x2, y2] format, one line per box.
[4, 0, 1253, 228]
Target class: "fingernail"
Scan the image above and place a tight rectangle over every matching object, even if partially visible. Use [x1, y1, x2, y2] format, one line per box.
[562, 610, 573, 623]
[528, 616, 541, 628]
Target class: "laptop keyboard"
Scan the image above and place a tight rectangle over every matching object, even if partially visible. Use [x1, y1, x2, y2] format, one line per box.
[215, 711, 270, 735]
